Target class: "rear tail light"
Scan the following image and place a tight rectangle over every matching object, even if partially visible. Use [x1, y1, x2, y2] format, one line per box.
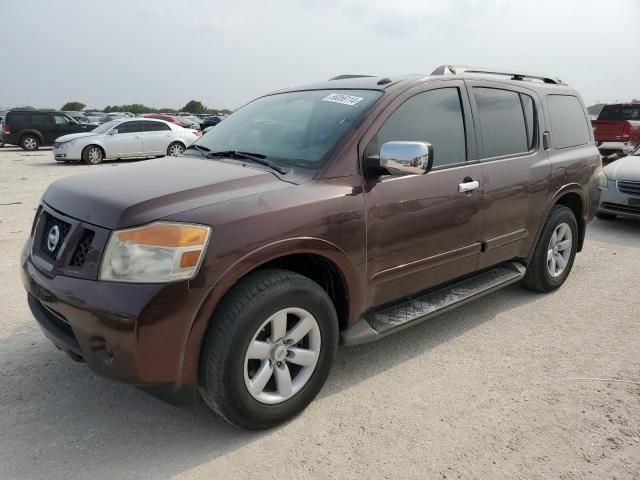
[3, 122, 11, 134]
[192, 130, 202, 137]
[621, 122, 631, 141]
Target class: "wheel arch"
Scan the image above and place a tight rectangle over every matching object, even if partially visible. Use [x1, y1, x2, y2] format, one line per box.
[177, 238, 362, 386]
[530, 186, 587, 260]
[82, 143, 106, 159]
[168, 140, 187, 152]
[19, 129, 44, 143]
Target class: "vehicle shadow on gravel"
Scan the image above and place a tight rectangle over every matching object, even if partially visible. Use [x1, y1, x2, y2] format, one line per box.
[0, 284, 539, 479]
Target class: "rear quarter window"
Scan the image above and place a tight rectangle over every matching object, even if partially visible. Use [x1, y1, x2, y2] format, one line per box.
[547, 95, 591, 149]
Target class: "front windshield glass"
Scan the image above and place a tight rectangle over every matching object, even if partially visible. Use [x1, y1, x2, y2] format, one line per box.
[91, 120, 119, 134]
[196, 89, 382, 168]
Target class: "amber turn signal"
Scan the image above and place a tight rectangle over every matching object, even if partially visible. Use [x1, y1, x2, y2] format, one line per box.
[116, 223, 209, 247]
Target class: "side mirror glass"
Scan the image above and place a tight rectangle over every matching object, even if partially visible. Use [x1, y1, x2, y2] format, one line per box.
[379, 141, 433, 176]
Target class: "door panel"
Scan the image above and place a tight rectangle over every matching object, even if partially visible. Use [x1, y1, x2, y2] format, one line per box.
[140, 121, 173, 154]
[465, 81, 551, 269]
[105, 121, 143, 157]
[365, 165, 484, 307]
[363, 83, 483, 309]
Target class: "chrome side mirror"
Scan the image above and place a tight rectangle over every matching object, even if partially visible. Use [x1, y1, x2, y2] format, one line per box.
[380, 141, 433, 176]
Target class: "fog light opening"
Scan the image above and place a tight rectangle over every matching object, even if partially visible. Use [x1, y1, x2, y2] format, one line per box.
[91, 337, 114, 365]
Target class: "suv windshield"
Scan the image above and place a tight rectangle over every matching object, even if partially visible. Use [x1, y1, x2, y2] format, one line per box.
[196, 89, 382, 168]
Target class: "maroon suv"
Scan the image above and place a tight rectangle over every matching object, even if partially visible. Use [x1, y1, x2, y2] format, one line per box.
[22, 66, 601, 429]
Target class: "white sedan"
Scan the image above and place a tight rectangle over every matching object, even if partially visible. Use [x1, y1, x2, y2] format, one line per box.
[53, 118, 201, 164]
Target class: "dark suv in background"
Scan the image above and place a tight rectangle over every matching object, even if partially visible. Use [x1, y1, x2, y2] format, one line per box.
[3, 110, 96, 150]
[21, 65, 601, 429]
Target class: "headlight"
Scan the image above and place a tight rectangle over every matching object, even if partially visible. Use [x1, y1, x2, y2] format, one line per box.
[598, 169, 608, 189]
[99, 222, 211, 283]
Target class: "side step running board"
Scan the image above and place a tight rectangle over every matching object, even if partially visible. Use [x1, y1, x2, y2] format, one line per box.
[341, 261, 526, 346]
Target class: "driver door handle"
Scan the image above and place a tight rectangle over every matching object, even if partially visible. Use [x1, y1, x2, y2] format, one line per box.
[458, 180, 480, 193]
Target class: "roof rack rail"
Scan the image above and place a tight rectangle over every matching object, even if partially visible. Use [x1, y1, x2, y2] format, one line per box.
[430, 65, 564, 85]
[329, 74, 375, 81]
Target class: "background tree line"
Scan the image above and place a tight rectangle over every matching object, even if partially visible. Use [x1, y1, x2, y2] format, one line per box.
[4, 100, 232, 115]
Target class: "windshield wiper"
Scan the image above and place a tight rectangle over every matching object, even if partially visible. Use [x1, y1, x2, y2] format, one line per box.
[184, 144, 211, 155]
[207, 150, 288, 174]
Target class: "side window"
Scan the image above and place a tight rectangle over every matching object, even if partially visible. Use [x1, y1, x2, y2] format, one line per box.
[32, 113, 51, 125]
[473, 88, 528, 158]
[54, 114, 70, 125]
[117, 121, 142, 133]
[374, 88, 467, 167]
[547, 95, 591, 149]
[142, 121, 170, 132]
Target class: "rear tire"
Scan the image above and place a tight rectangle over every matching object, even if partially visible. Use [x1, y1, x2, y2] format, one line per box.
[198, 269, 338, 430]
[82, 145, 103, 165]
[596, 212, 616, 220]
[522, 205, 578, 293]
[21, 135, 40, 151]
[167, 142, 184, 157]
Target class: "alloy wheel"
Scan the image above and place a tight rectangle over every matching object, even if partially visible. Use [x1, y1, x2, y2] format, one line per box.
[23, 137, 37, 150]
[547, 222, 572, 278]
[243, 307, 321, 404]
[169, 144, 184, 156]
[87, 147, 102, 164]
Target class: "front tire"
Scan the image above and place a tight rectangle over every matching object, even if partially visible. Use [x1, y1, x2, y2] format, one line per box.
[82, 145, 103, 165]
[522, 205, 578, 292]
[21, 134, 40, 151]
[167, 142, 184, 157]
[198, 269, 339, 430]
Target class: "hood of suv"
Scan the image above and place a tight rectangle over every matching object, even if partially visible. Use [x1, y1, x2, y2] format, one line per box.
[56, 132, 99, 143]
[604, 155, 640, 181]
[43, 156, 292, 229]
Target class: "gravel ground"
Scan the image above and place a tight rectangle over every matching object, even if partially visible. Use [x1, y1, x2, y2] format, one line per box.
[1, 146, 639, 480]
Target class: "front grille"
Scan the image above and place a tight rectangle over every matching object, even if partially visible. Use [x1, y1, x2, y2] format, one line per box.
[617, 180, 640, 197]
[70, 230, 95, 267]
[40, 212, 71, 260]
[601, 202, 640, 215]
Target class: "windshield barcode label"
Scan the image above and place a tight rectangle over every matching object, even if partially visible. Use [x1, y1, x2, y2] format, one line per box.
[322, 93, 365, 106]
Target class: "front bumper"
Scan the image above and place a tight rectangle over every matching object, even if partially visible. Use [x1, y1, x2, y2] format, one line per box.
[53, 144, 82, 161]
[598, 182, 640, 217]
[21, 243, 209, 389]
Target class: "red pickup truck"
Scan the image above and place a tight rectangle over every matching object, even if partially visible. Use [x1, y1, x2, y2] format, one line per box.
[592, 103, 640, 160]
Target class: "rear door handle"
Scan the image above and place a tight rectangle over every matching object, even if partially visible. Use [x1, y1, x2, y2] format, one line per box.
[458, 180, 480, 193]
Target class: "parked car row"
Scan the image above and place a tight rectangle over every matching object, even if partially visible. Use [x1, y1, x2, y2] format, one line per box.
[1, 110, 202, 161]
[53, 118, 201, 164]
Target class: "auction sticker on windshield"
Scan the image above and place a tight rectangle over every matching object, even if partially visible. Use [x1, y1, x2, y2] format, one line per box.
[322, 93, 364, 106]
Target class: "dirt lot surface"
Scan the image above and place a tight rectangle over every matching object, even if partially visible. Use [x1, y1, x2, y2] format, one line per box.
[1, 146, 639, 480]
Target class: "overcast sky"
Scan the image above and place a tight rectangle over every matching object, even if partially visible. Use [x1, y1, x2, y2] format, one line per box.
[1, 0, 638, 111]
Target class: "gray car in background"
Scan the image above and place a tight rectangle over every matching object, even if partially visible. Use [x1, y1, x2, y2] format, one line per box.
[598, 145, 640, 219]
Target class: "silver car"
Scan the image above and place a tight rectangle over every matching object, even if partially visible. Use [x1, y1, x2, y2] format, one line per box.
[52, 118, 201, 164]
[598, 145, 640, 219]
